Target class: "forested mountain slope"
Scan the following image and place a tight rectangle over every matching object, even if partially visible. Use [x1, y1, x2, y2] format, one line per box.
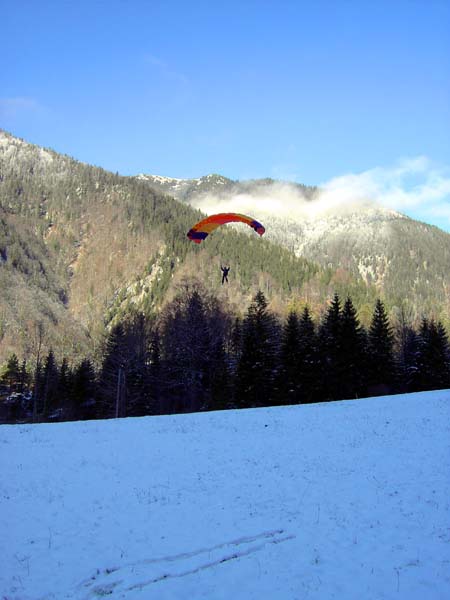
[1, 131, 353, 364]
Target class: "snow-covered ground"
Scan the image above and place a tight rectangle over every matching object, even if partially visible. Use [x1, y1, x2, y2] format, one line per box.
[1, 390, 449, 600]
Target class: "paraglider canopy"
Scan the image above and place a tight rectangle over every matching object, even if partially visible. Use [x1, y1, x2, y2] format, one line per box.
[187, 212, 265, 244]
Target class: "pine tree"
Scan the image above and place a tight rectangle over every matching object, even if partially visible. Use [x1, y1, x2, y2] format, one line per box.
[160, 289, 208, 412]
[235, 291, 281, 408]
[98, 324, 128, 418]
[58, 357, 72, 419]
[209, 333, 232, 412]
[1, 353, 20, 392]
[227, 317, 243, 406]
[317, 293, 343, 400]
[42, 349, 59, 419]
[18, 359, 29, 396]
[124, 313, 152, 417]
[367, 299, 396, 393]
[159, 282, 231, 414]
[394, 303, 417, 392]
[399, 327, 420, 392]
[435, 322, 450, 389]
[147, 328, 162, 414]
[340, 297, 366, 399]
[33, 360, 44, 422]
[73, 359, 97, 420]
[31, 321, 46, 423]
[0, 353, 24, 422]
[415, 319, 450, 391]
[229, 317, 243, 373]
[297, 306, 318, 403]
[277, 310, 302, 405]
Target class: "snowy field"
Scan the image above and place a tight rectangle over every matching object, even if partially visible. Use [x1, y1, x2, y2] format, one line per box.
[1, 390, 450, 600]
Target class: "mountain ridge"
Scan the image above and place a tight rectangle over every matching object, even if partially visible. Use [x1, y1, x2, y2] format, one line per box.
[1, 130, 346, 364]
[1, 130, 449, 366]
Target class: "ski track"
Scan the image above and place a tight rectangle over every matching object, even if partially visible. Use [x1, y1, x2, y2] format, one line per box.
[78, 529, 294, 598]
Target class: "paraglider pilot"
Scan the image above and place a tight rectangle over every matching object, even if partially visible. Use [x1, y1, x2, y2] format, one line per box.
[221, 265, 230, 284]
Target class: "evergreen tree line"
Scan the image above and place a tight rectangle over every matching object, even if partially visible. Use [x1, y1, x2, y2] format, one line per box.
[1, 287, 450, 424]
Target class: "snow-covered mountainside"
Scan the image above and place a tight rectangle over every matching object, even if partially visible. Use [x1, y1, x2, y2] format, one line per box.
[2, 390, 449, 599]
[136, 173, 235, 200]
[138, 173, 317, 204]
[142, 173, 450, 323]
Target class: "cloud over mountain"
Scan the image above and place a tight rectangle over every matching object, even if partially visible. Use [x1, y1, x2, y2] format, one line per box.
[187, 157, 450, 231]
[318, 157, 450, 229]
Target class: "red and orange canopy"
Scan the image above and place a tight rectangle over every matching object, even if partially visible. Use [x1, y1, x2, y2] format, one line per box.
[187, 213, 265, 244]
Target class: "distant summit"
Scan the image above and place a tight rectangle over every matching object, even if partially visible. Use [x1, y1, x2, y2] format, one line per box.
[136, 173, 235, 201]
[139, 172, 317, 204]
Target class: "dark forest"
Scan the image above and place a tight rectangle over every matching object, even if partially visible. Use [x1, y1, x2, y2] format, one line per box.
[1, 285, 449, 425]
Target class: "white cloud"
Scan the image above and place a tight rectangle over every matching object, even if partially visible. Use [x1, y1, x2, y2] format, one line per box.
[320, 157, 450, 207]
[192, 181, 313, 220]
[189, 157, 450, 231]
[318, 158, 450, 228]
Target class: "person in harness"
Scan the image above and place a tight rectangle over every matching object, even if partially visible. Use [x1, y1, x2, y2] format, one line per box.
[221, 265, 230, 284]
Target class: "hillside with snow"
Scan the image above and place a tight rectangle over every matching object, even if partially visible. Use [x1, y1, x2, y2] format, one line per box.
[1, 390, 449, 599]
[142, 173, 450, 324]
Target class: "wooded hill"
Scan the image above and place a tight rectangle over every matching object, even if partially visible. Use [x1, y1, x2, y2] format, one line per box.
[1, 131, 373, 365]
[142, 175, 450, 330]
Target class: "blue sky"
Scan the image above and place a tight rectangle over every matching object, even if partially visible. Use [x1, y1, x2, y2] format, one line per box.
[2, 0, 450, 230]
